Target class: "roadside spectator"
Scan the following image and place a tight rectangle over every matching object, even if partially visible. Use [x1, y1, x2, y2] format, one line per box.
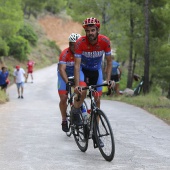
[25, 59, 36, 83]
[111, 56, 122, 96]
[105, 56, 122, 96]
[0, 66, 9, 92]
[13, 65, 26, 99]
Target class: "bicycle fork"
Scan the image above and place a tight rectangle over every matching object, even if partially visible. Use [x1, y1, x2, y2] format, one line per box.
[88, 112, 99, 148]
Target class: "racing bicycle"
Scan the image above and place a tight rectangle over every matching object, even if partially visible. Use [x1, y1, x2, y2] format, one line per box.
[65, 76, 88, 137]
[69, 82, 115, 162]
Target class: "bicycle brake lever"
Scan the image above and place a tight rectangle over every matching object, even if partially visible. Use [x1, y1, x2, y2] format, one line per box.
[106, 80, 113, 96]
[108, 80, 112, 86]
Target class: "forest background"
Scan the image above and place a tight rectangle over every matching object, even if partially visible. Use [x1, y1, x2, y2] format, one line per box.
[0, 0, 170, 124]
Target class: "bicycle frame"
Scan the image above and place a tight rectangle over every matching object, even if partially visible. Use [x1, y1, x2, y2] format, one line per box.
[67, 76, 75, 105]
[82, 84, 109, 140]
[133, 76, 144, 96]
[66, 76, 88, 137]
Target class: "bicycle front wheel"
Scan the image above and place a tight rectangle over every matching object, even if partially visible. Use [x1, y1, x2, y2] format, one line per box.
[94, 109, 115, 161]
[66, 102, 72, 137]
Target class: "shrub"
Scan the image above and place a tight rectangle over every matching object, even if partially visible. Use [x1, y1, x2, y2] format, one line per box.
[48, 40, 61, 51]
[18, 24, 38, 46]
[8, 36, 30, 61]
[0, 38, 9, 56]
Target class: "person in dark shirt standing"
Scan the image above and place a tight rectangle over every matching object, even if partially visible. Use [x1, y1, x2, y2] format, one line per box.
[0, 66, 9, 92]
[110, 56, 122, 96]
[105, 56, 122, 96]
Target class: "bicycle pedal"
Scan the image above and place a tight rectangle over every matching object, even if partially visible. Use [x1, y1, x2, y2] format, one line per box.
[93, 142, 98, 148]
[71, 125, 75, 132]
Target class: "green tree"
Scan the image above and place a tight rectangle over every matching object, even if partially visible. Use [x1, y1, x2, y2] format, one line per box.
[109, 0, 170, 94]
[8, 35, 30, 61]
[143, 0, 150, 94]
[67, 0, 98, 23]
[22, 0, 67, 18]
[0, 0, 23, 38]
[0, 38, 9, 56]
[0, 0, 23, 57]
[45, 0, 67, 14]
[22, 0, 46, 18]
[148, 1, 170, 95]
[18, 24, 38, 46]
[68, 0, 170, 95]
[67, 0, 116, 36]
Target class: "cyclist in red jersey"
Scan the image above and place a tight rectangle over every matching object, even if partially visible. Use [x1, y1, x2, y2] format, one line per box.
[25, 59, 35, 83]
[58, 33, 81, 132]
[71, 17, 115, 127]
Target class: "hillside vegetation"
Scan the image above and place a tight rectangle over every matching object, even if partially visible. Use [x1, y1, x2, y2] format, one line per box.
[0, 15, 61, 104]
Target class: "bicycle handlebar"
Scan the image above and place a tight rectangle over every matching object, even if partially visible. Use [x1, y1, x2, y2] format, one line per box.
[80, 80, 112, 91]
[74, 80, 113, 101]
[68, 76, 74, 81]
[81, 83, 107, 91]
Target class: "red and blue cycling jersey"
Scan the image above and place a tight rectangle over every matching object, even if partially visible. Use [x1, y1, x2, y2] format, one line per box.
[58, 47, 74, 95]
[74, 34, 111, 96]
[74, 34, 111, 71]
[58, 47, 74, 77]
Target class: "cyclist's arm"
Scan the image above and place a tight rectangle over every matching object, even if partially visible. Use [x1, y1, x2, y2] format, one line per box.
[74, 57, 81, 87]
[58, 64, 68, 83]
[105, 55, 112, 82]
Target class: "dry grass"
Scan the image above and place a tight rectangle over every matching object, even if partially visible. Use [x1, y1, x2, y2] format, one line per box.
[0, 90, 8, 104]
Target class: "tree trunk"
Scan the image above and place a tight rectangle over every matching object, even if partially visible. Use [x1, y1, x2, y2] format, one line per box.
[143, 0, 150, 94]
[127, 7, 134, 88]
[167, 83, 170, 99]
[132, 52, 137, 80]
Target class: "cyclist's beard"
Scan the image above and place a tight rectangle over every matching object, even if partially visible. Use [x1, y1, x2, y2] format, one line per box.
[88, 33, 98, 42]
[69, 47, 75, 54]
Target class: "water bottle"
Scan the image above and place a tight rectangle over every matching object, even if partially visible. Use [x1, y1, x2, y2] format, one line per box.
[81, 104, 88, 124]
[87, 109, 91, 120]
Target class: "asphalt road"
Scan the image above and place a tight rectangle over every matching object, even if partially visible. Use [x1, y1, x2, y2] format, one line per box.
[0, 64, 170, 170]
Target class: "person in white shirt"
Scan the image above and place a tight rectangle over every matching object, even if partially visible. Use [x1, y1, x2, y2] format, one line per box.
[13, 65, 26, 99]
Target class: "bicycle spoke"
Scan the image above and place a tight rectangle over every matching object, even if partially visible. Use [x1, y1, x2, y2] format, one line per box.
[98, 113, 110, 136]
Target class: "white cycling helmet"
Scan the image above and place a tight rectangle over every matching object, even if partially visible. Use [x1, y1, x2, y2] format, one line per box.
[69, 33, 81, 42]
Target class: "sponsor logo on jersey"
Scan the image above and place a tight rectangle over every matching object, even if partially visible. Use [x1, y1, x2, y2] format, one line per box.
[82, 51, 104, 58]
[66, 61, 74, 66]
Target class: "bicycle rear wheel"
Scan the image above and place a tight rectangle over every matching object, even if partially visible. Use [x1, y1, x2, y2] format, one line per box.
[94, 109, 115, 161]
[73, 124, 89, 152]
[71, 108, 89, 152]
[66, 100, 88, 137]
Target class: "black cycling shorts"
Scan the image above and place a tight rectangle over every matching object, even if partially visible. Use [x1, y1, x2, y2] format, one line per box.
[111, 74, 119, 83]
[82, 68, 99, 86]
